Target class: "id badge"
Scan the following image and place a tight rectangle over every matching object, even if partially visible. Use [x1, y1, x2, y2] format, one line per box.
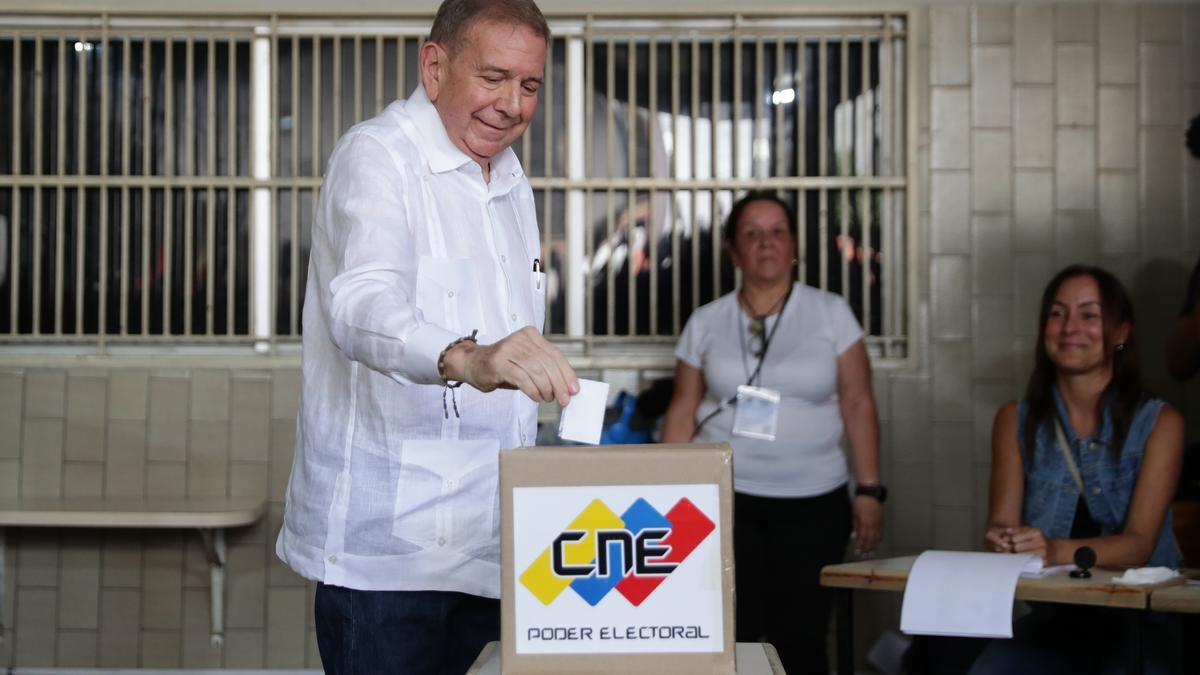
[732, 384, 781, 441]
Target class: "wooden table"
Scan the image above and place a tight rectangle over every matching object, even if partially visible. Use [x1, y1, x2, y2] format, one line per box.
[0, 496, 265, 645]
[820, 555, 1183, 675]
[466, 641, 785, 674]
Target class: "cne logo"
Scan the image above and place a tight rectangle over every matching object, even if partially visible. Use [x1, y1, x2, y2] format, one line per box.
[519, 497, 715, 607]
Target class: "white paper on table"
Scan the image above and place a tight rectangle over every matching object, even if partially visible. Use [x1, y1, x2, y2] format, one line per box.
[557, 378, 610, 445]
[900, 551, 1040, 639]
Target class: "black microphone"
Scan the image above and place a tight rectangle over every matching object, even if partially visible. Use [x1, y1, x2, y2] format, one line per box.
[1069, 546, 1096, 579]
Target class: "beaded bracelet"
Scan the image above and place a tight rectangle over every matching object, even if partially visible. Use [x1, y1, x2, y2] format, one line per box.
[438, 329, 478, 419]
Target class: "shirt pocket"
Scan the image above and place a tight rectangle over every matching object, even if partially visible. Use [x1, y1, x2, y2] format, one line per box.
[392, 439, 500, 552]
[414, 255, 485, 335]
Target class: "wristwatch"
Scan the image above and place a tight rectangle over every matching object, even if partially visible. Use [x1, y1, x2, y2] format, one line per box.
[855, 483, 888, 503]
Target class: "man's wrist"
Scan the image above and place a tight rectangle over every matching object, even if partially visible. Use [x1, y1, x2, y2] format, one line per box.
[437, 330, 478, 384]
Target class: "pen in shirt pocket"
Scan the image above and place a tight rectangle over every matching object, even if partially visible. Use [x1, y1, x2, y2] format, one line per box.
[533, 258, 541, 289]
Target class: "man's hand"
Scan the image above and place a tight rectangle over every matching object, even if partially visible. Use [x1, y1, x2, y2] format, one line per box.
[852, 495, 884, 557]
[443, 326, 580, 406]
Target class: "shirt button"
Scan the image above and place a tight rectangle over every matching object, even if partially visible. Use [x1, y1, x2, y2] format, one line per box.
[500, 254, 507, 263]
[521, 433, 527, 444]
[328, 555, 337, 564]
[437, 538, 446, 547]
[510, 313, 518, 322]
[1092, 486, 1102, 495]
[447, 290, 454, 298]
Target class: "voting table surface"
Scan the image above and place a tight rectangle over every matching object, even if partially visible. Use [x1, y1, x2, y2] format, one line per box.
[466, 641, 785, 674]
[819, 555, 1186, 675]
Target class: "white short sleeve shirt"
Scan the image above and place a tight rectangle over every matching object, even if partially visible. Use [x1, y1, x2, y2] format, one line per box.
[675, 283, 864, 497]
[276, 86, 545, 598]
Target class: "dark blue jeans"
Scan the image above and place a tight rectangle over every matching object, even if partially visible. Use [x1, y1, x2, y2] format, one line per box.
[314, 584, 499, 675]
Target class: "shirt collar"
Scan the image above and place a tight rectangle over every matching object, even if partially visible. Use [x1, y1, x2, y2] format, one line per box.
[405, 84, 523, 185]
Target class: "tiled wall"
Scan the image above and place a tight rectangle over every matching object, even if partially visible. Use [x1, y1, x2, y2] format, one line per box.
[1, 2, 1199, 669]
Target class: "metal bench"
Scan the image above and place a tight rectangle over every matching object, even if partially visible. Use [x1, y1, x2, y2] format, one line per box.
[0, 496, 266, 645]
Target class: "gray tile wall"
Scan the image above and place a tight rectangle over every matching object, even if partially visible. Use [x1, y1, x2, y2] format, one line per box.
[1, 1, 1199, 668]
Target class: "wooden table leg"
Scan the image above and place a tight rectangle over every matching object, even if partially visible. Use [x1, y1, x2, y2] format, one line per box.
[836, 588, 854, 675]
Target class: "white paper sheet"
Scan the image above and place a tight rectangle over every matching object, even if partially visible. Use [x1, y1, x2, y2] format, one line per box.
[557, 378, 610, 445]
[900, 551, 1040, 639]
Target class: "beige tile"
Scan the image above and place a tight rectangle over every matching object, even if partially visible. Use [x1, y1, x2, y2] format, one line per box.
[972, 46, 1012, 128]
[889, 375, 931, 424]
[1098, 6, 1137, 85]
[224, 628, 266, 668]
[1013, 87, 1054, 168]
[267, 587, 308, 667]
[932, 422, 973, 507]
[21, 418, 63, 497]
[1055, 4, 1096, 43]
[972, 5, 1012, 45]
[59, 534, 101, 630]
[0, 372, 21, 458]
[181, 588, 222, 668]
[0, 459, 18, 498]
[932, 339, 972, 423]
[143, 532, 184, 630]
[1140, 44, 1182, 127]
[1098, 171, 1140, 254]
[227, 543, 267, 629]
[63, 461, 104, 498]
[183, 537, 210, 590]
[931, 171, 971, 254]
[15, 588, 57, 666]
[973, 296, 1014, 379]
[25, 370, 65, 418]
[1142, 126, 1185, 211]
[56, 629, 99, 668]
[102, 531, 143, 588]
[99, 588, 140, 667]
[931, 256, 971, 340]
[141, 629, 182, 668]
[1141, 5, 1182, 43]
[1014, 6, 1054, 84]
[230, 460, 269, 500]
[268, 504, 307, 588]
[1098, 87, 1138, 169]
[105, 420, 146, 498]
[889, 461, 932, 549]
[1013, 254, 1057, 338]
[931, 88, 970, 170]
[307, 628, 322, 669]
[107, 370, 148, 421]
[1013, 173, 1055, 255]
[231, 373, 271, 462]
[189, 420, 230, 498]
[148, 375, 189, 462]
[933, 506, 977, 551]
[1143, 208, 1185, 257]
[930, 5, 970, 86]
[1055, 211, 1100, 268]
[1056, 128, 1097, 211]
[271, 369, 301, 421]
[190, 369, 230, 422]
[891, 418, 932, 464]
[1056, 45, 1096, 127]
[972, 214, 1012, 295]
[17, 530, 60, 587]
[975, 382, 1014, 464]
[146, 461, 187, 498]
[972, 130, 1012, 212]
[65, 374, 107, 461]
[270, 419, 297, 502]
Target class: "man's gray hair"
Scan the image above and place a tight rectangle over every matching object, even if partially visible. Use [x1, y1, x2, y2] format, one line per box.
[429, 0, 550, 56]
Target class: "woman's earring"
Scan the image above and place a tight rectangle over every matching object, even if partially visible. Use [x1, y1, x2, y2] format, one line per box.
[1115, 343, 1125, 352]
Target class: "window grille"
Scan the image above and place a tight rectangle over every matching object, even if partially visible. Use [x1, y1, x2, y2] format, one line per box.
[0, 12, 914, 362]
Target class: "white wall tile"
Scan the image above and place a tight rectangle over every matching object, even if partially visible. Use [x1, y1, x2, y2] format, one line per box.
[1013, 87, 1054, 168]
[972, 130, 1012, 212]
[1098, 86, 1138, 169]
[932, 339, 972, 422]
[932, 422, 974, 507]
[932, 87, 971, 170]
[1141, 6, 1182, 43]
[1055, 211, 1100, 267]
[1014, 6, 1054, 84]
[931, 6, 970, 86]
[972, 5, 1013, 45]
[1140, 43, 1182, 126]
[1013, 170, 1054, 253]
[973, 296, 1014, 380]
[1055, 5, 1096, 43]
[1056, 45, 1096, 127]
[1013, 254, 1057, 338]
[972, 214, 1012, 296]
[1056, 128, 1097, 211]
[931, 171, 972, 254]
[1099, 6, 1138, 85]
[932, 256, 971, 339]
[1098, 171, 1140, 254]
[972, 46, 1012, 128]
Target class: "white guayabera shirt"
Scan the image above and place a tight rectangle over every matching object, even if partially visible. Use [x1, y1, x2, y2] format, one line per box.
[276, 85, 546, 598]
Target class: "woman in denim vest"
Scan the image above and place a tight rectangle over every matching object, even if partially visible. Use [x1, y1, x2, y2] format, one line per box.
[969, 265, 1182, 674]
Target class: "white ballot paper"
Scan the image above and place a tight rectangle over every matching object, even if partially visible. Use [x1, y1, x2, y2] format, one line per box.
[557, 378, 610, 445]
[900, 551, 1040, 639]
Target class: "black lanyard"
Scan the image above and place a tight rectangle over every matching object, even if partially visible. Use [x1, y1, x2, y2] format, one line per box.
[737, 284, 792, 387]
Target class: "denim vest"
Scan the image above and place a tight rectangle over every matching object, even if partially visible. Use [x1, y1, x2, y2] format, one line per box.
[1017, 390, 1179, 568]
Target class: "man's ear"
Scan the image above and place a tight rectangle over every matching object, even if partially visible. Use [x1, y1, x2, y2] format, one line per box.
[419, 41, 444, 101]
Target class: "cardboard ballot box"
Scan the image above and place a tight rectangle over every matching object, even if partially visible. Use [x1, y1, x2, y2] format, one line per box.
[500, 443, 735, 675]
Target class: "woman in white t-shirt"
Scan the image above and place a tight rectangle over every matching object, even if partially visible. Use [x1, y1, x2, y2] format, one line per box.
[662, 192, 884, 675]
